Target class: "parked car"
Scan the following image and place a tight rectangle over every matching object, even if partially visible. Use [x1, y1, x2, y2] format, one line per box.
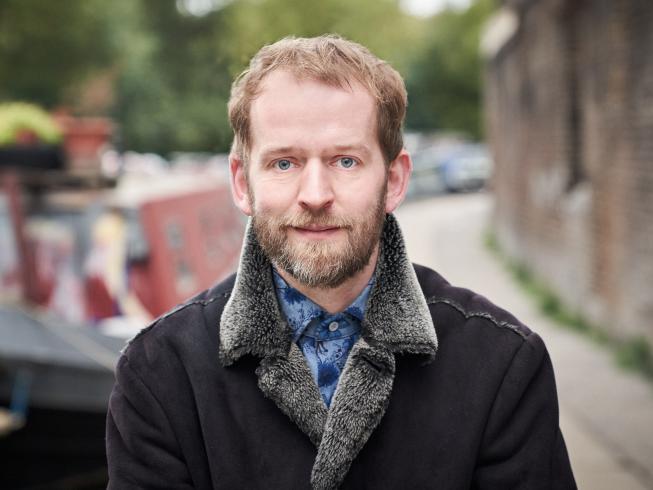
[406, 148, 446, 198]
[439, 144, 493, 192]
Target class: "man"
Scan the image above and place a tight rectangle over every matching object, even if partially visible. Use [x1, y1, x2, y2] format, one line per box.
[106, 35, 576, 489]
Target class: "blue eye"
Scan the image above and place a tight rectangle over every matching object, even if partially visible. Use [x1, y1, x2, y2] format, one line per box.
[276, 159, 292, 170]
[339, 157, 356, 168]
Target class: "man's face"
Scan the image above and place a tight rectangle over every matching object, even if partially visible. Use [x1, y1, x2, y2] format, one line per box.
[232, 70, 398, 288]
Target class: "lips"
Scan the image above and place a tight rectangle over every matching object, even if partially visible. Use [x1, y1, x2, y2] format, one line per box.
[294, 225, 338, 232]
[290, 225, 342, 239]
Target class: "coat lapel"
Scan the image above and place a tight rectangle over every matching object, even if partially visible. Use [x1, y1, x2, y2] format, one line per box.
[311, 215, 437, 489]
[218, 220, 328, 445]
[311, 339, 396, 490]
[219, 214, 438, 489]
[256, 343, 327, 447]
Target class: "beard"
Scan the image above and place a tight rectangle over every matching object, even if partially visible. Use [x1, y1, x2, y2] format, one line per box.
[251, 189, 387, 289]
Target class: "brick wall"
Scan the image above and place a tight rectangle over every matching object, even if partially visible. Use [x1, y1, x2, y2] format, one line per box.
[484, 0, 653, 343]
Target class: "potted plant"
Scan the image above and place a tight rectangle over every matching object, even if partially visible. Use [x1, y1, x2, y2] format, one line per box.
[0, 102, 65, 170]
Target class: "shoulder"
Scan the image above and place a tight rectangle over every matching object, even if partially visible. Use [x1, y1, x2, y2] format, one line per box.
[413, 263, 544, 359]
[414, 263, 531, 337]
[117, 273, 236, 371]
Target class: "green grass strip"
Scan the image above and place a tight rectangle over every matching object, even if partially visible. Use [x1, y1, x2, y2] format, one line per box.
[484, 230, 653, 382]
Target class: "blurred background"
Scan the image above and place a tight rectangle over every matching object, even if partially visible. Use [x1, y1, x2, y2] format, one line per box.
[0, 0, 651, 488]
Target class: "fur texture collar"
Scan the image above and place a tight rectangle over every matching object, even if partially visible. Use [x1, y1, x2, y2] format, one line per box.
[219, 214, 437, 489]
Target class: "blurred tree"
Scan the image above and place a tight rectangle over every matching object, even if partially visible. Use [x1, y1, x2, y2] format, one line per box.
[116, 0, 427, 154]
[111, 0, 233, 154]
[0, 0, 493, 153]
[0, 0, 116, 107]
[218, 0, 426, 77]
[405, 0, 495, 140]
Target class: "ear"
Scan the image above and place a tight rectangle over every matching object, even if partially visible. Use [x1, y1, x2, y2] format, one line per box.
[229, 152, 253, 216]
[385, 149, 412, 213]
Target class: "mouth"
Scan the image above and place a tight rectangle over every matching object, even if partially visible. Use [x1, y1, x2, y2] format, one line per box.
[290, 225, 342, 239]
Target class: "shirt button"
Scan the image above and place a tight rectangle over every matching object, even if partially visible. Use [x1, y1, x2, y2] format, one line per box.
[328, 321, 339, 332]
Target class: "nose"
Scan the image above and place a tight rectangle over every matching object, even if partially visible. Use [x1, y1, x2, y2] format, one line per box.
[297, 160, 335, 212]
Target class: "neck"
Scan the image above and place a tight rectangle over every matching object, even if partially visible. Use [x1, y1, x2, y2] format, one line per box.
[275, 245, 379, 314]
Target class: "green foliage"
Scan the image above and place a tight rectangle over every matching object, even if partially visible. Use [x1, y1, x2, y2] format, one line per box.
[406, 0, 495, 139]
[0, 0, 494, 154]
[0, 0, 116, 107]
[218, 0, 427, 77]
[0, 102, 62, 145]
[483, 230, 499, 253]
[617, 338, 653, 380]
[115, 0, 428, 154]
[110, 0, 234, 154]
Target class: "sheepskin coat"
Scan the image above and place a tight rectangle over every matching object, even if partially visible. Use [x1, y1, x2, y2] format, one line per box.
[106, 215, 576, 490]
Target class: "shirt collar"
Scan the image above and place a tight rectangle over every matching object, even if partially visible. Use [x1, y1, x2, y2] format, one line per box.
[272, 268, 374, 340]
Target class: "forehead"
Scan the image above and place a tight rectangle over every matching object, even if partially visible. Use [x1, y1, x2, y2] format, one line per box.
[249, 70, 379, 156]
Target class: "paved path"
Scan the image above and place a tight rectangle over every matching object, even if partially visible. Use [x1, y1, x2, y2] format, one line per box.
[395, 192, 653, 490]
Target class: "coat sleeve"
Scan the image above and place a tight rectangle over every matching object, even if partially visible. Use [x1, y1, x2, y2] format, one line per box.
[106, 354, 194, 489]
[472, 332, 577, 490]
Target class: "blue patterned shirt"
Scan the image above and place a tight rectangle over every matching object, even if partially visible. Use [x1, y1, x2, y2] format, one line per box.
[273, 270, 373, 407]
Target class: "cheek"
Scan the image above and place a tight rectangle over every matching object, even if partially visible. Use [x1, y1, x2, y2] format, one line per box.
[251, 182, 292, 214]
[338, 166, 385, 194]
[351, 174, 387, 208]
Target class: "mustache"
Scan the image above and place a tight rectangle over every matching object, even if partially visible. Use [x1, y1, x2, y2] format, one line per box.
[274, 210, 354, 229]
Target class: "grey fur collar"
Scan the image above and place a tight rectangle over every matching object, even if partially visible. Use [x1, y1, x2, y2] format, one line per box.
[219, 214, 437, 489]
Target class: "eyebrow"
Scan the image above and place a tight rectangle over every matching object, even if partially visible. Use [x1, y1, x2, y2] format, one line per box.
[332, 144, 372, 158]
[258, 146, 297, 160]
[258, 144, 372, 161]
